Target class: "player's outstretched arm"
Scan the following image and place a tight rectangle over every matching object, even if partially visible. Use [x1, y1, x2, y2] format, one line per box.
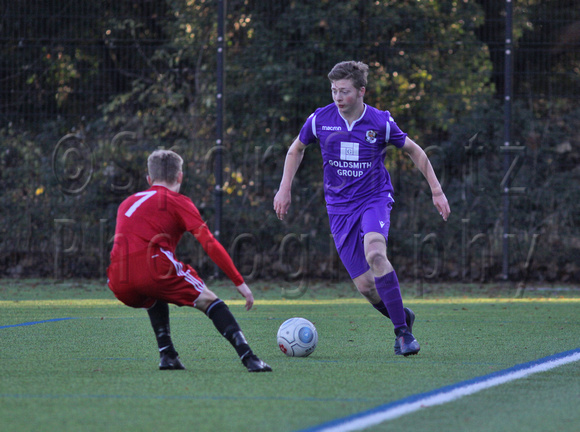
[235, 283, 254, 311]
[193, 223, 251, 301]
[274, 137, 307, 220]
[402, 137, 451, 221]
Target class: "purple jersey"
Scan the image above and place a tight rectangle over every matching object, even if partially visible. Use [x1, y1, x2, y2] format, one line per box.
[299, 103, 407, 214]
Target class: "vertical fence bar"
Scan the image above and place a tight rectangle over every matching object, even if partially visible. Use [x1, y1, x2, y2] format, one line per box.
[502, 0, 513, 280]
[214, 0, 226, 277]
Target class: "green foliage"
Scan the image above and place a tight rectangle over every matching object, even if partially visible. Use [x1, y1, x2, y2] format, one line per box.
[0, 0, 579, 281]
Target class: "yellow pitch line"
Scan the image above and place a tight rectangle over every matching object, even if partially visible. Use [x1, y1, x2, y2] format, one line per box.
[0, 297, 578, 308]
[0, 299, 122, 307]
[252, 298, 580, 305]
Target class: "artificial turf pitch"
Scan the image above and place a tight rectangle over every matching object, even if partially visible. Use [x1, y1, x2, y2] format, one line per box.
[1, 280, 579, 432]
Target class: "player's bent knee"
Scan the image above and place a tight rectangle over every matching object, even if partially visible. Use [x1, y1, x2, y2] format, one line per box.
[194, 288, 218, 312]
[365, 249, 387, 269]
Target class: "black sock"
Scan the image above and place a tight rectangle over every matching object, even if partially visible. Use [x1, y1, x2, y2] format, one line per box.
[372, 300, 391, 319]
[206, 299, 253, 361]
[147, 301, 175, 354]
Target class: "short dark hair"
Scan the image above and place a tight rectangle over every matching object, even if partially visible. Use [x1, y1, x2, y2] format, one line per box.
[328, 61, 369, 89]
[147, 150, 183, 183]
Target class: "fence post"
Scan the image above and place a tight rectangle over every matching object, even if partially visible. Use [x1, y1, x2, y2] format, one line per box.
[502, 0, 514, 280]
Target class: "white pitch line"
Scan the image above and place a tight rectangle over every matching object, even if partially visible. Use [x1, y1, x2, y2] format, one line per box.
[303, 349, 580, 432]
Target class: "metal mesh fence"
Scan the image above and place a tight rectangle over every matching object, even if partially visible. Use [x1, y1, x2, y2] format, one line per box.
[1, 0, 579, 284]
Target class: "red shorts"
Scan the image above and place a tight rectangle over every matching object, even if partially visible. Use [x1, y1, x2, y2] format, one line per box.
[107, 248, 205, 309]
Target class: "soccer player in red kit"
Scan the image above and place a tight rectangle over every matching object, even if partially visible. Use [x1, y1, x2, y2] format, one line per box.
[107, 149, 271, 372]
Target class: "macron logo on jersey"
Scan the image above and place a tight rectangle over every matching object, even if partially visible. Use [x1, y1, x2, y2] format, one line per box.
[322, 126, 342, 131]
[340, 142, 359, 161]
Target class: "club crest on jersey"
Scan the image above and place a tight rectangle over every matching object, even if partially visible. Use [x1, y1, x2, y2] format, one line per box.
[365, 130, 378, 143]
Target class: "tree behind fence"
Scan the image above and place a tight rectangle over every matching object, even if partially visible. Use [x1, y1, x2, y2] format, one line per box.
[1, 0, 579, 284]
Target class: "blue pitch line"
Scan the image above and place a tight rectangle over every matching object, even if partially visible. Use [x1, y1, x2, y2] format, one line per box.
[0, 317, 75, 329]
[297, 347, 580, 432]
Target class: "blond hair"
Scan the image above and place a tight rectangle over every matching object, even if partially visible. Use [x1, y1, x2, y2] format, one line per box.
[147, 150, 183, 183]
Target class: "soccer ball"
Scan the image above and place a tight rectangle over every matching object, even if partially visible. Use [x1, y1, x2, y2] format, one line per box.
[277, 317, 318, 357]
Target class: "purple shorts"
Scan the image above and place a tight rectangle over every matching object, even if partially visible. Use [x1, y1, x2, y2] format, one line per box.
[328, 197, 394, 279]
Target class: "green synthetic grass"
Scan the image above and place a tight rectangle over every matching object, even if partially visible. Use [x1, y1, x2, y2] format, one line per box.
[1, 279, 579, 432]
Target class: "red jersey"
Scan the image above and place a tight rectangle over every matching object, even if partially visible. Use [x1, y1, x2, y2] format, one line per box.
[110, 185, 243, 286]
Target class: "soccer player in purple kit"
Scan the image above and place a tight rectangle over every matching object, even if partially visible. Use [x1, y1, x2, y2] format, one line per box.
[274, 61, 451, 356]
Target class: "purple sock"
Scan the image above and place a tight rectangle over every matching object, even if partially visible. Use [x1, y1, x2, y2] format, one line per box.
[374, 271, 406, 329]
